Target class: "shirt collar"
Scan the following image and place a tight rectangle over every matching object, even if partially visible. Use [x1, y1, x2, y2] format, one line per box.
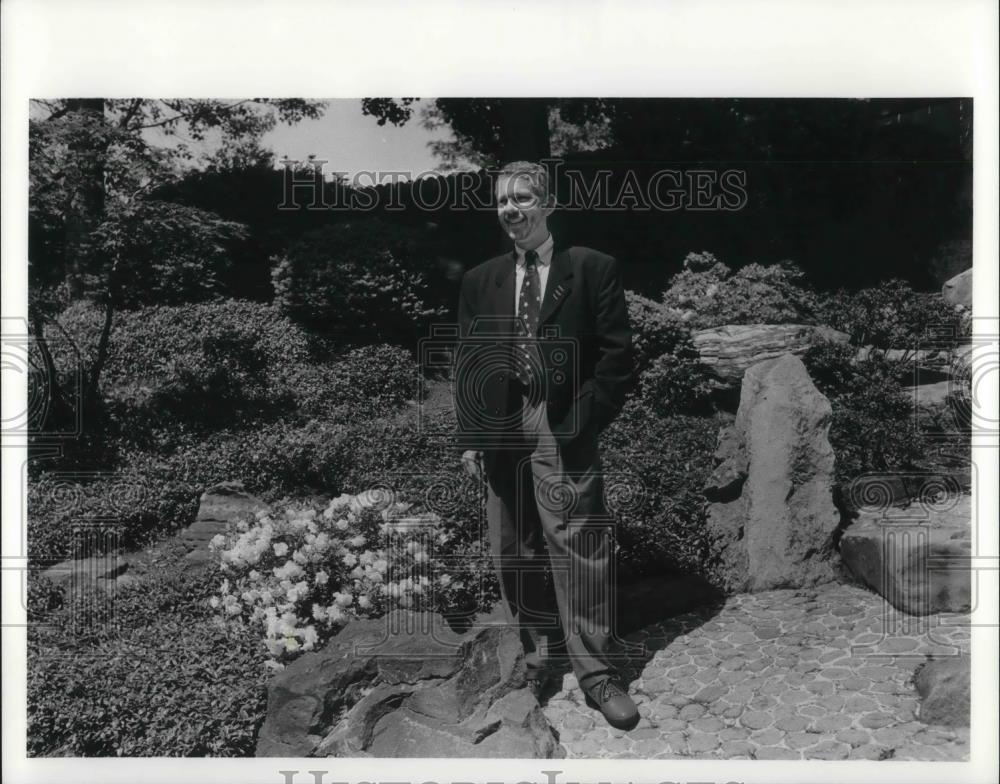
[514, 234, 554, 268]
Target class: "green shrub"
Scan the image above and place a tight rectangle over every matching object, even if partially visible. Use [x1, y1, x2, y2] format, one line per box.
[92, 200, 248, 309]
[279, 344, 423, 421]
[151, 420, 355, 499]
[638, 348, 716, 417]
[659, 252, 732, 320]
[80, 299, 309, 387]
[803, 340, 924, 482]
[271, 219, 450, 347]
[817, 279, 967, 351]
[625, 290, 715, 413]
[28, 402, 456, 567]
[52, 299, 312, 441]
[600, 401, 723, 582]
[47, 302, 421, 462]
[28, 467, 200, 563]
[626, 290, 694, 374]
[27, 565, 270, 756]
[661, 255, 820, 329]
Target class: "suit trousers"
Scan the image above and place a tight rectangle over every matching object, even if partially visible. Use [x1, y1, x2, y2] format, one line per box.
[483, 388, 615, 689]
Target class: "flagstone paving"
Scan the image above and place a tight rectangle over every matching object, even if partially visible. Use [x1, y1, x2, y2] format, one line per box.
[541, 582, 971, 760]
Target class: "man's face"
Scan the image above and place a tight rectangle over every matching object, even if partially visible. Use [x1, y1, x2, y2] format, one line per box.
[496, 174, 553, 248]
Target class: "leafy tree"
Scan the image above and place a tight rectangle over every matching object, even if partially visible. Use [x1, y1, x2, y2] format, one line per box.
[271, 219, 449, 350]
[28, 99, 325, 438]
[363, 98, 586, 169]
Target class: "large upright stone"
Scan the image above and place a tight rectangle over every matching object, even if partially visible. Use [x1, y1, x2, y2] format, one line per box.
[704, 354, 840, 592]
[255, 611, 562, 758]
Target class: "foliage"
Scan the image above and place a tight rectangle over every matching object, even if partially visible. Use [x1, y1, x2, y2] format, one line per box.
[27, 565, 271, 756]
[27, 100, 322, 437]
[43, 300, 310, 449]
[278, 344, 422, 421]
[661, 255, 821, 329]
[26, 401, 461, 566]
[30, 99, 320, 301]
[625, 290, 715, 413]
[626, 290, 694, 373]
[28, 467, 200, 563]
[92, 200, 248, 309]
[600, 401, 723, 582]
[817, 279, 967, 354]
[803, 340, 924, 482]
[271, 219, 450, 348]
[638, 352, 716, 417]
[30, 106, 247, 307]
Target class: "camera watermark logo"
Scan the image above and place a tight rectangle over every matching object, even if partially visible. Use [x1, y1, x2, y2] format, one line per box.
[1, 317, 84, 439]
[420, 319, 582, 447]
[915, 318, 998, 447]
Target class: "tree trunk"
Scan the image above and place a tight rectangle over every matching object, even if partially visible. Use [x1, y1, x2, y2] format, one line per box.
[63, 99, 106, 301]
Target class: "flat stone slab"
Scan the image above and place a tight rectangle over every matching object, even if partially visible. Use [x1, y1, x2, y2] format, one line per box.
[691, 324, 849, 386]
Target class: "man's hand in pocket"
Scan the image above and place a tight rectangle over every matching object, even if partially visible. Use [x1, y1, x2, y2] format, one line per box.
[461, 450, 484, 479]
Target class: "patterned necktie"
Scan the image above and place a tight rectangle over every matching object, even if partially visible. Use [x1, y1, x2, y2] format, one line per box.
[516, 249, 542, 387]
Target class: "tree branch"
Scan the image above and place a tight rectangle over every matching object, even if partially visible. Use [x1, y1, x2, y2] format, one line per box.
[137, 99, 255, 131]
[117, 98, 145, 130]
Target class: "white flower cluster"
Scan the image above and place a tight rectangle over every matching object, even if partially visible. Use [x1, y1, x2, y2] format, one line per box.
[206, 489, 457, 661]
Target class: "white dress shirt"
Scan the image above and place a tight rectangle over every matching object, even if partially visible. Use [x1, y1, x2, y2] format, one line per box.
[513, 233, 554, 317]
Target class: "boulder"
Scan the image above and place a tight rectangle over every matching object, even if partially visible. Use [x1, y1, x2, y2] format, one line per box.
[838, 494, 971, 615]
[691, 324, 849, 386]
[181, 480, 269, 565]
[704, 353, 840, 592]
[255, 611, 562, 758]
[913, 655, 970, 726]
[941, 268, 972, 308]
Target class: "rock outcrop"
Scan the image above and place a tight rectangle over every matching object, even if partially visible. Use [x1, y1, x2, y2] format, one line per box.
[181, 480, 269, 565]
[691, 324, 849, 386]
[839, 494, 971, 615]
[941, 268, 972, 308]
[913, 655, 970, 726]
[704, 354, 840, 592]
[255, 611, 562, 758]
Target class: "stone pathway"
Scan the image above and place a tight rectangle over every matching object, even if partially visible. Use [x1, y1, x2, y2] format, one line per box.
[542, 583, 971, 760]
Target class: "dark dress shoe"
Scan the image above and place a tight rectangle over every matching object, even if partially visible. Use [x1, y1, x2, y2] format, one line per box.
[583, 676, 639, 730]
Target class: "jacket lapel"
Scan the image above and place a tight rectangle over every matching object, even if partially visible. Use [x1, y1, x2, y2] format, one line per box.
[539, 246, 573, 327]
[490, 240, 574, 332]
[492, 250, 518, 322]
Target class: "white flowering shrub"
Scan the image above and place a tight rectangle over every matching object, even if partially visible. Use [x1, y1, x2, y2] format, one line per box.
[207, 489, 480, 662]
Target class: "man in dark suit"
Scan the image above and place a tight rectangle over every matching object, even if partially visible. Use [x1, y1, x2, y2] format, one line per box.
[454, 161, 637, 730]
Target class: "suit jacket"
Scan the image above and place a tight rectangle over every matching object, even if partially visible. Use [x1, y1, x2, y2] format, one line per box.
[455, 237, 633, 453]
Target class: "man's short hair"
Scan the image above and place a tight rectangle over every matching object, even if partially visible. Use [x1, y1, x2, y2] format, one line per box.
[497, 160, 553, 205]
